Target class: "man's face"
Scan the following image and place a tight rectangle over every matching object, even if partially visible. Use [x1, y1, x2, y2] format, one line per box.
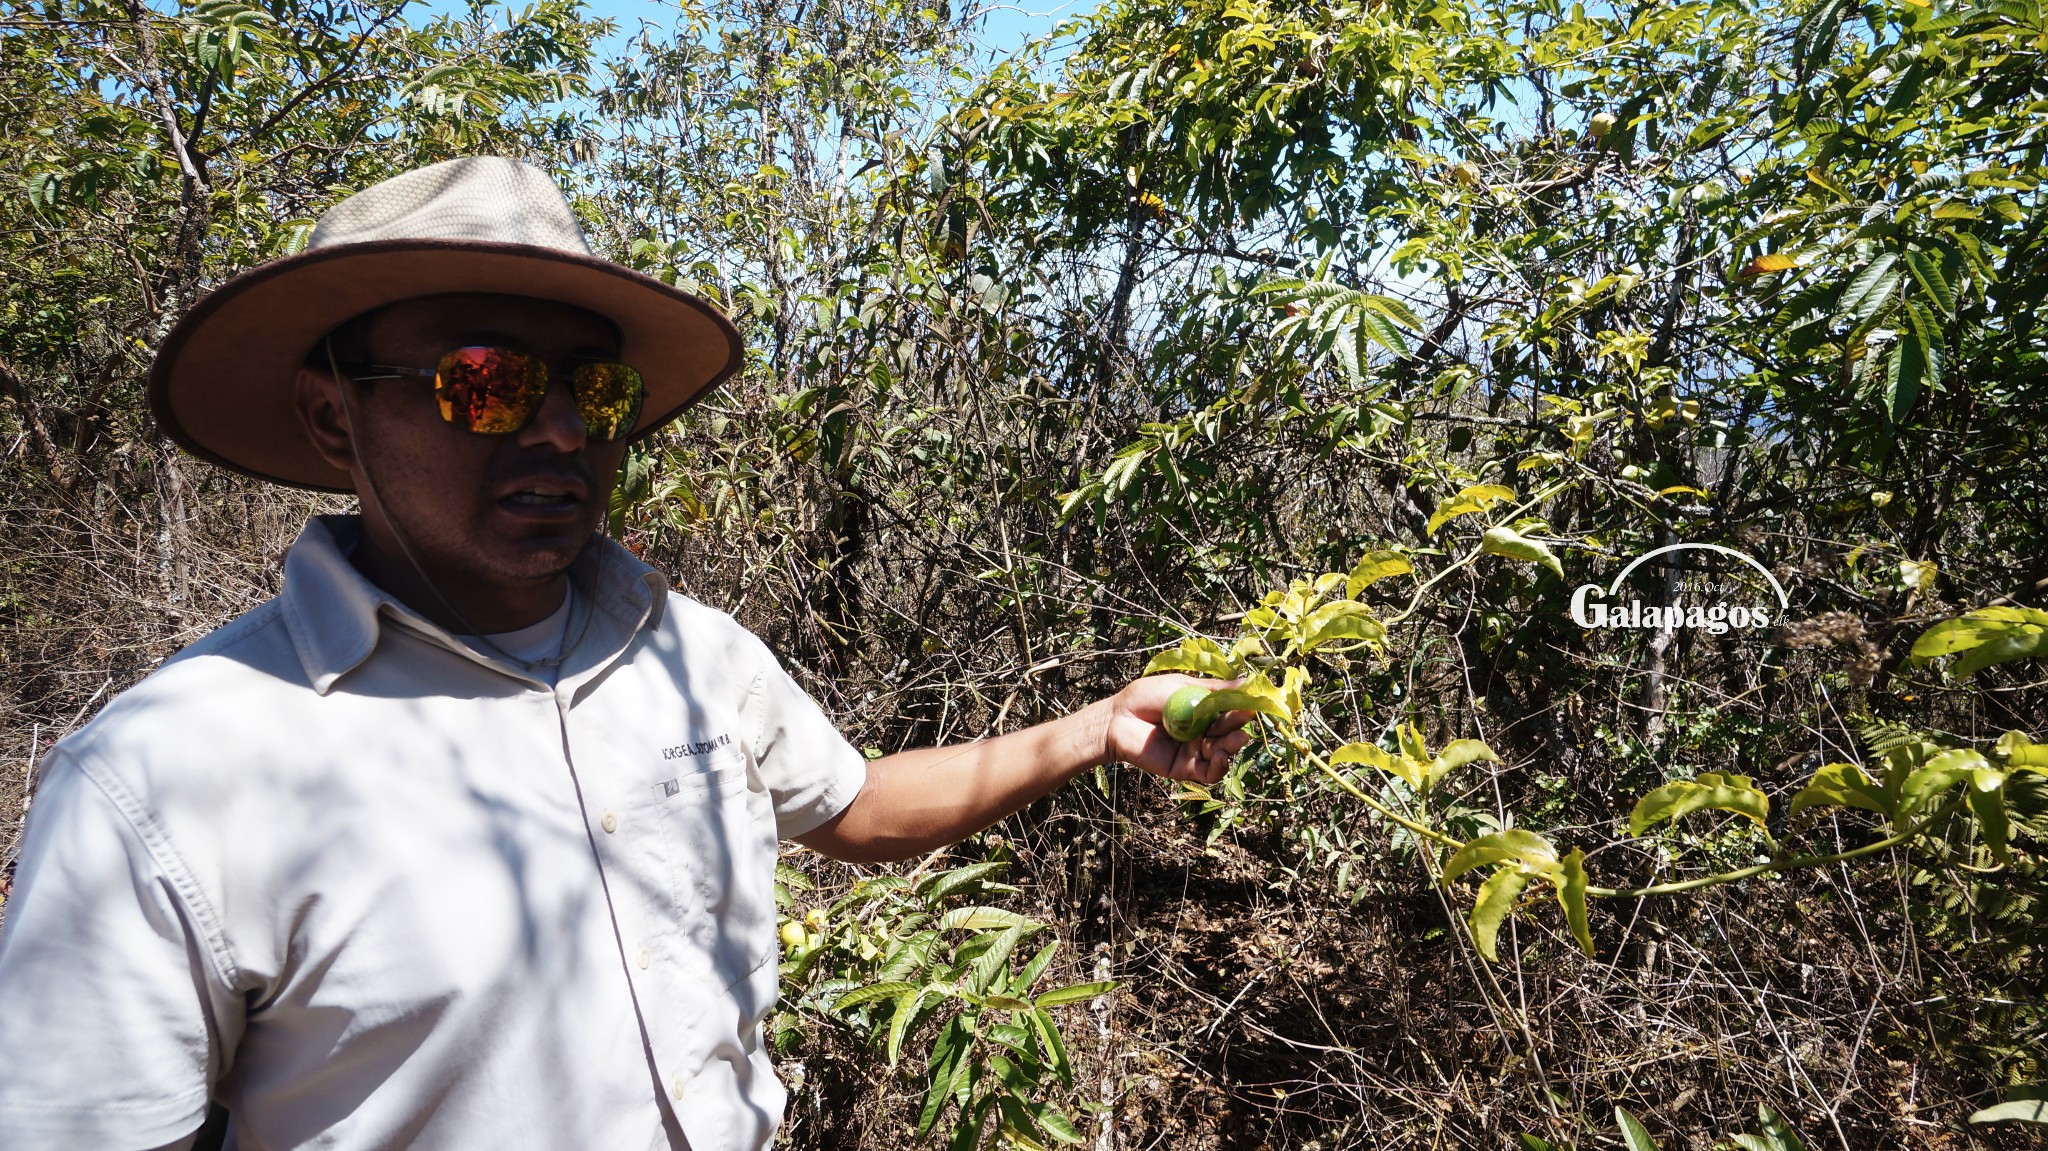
[298, 293, 631, 599]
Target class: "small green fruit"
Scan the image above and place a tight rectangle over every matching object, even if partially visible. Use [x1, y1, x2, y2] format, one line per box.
[1589, 111, 1618, 138]
[1162, 684, 1214, 742]
[779, 920, 807, 951]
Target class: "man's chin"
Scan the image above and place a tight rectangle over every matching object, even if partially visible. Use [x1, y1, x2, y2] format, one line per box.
[480, 525, 599, 580]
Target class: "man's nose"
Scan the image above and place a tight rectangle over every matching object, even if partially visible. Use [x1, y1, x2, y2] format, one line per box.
[516, 377, 588, 452]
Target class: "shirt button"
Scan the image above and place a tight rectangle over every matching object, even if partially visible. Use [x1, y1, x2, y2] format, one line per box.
[671, 1076, 685, 1100]
[637, 946, 652, 969]
[601, 811, 618, 834]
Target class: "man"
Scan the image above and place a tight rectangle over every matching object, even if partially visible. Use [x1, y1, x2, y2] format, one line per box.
[0, 157, 1247, 1150]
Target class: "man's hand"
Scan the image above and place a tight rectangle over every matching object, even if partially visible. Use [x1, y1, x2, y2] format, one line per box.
[797, 671, 1261, 863]
[1100, 674, 1255, 786]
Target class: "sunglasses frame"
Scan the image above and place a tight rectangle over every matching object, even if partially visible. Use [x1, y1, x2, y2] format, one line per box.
[339, 345, 646, 442]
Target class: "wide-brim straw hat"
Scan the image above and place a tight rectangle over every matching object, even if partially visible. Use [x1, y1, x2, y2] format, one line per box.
[148, 156, 743, 491]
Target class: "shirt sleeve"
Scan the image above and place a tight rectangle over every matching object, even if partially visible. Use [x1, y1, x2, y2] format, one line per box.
[0, 748, 229, 1149]
[742, 639, 869, 839]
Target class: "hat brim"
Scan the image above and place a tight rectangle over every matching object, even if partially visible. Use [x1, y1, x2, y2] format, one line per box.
[148, 239, 744, 492]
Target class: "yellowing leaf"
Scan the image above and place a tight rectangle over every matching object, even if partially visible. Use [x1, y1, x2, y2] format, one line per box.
[1739, 252, 1800, 277]
[1555, 848, 1594, 958]
[1191, 672, 1293, 728]
[1907, 606, 2048, 670]
[1427, 484, 1516, 536]
[1479, 525, 1564, 577]
[1345, 550, 1413, 598]
[1788, 762, 1895, 820]
[1900, 747, 1995, 814]
[1468, 866, 1533, 961]
[1994, 730, 2048, 768]
[1143, 636, 1238, 678]
[1331, 741, 1421, 790]
[1299, 599, 1387, 653]
[1279, 665, 1311, 720]
[1442, 828, 1559, 883]
[1628, 772, 1770, 836]
[1427, 739, 1500, 791]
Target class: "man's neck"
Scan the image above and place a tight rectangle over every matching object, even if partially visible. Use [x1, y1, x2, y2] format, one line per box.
[346, 526, 571, 635]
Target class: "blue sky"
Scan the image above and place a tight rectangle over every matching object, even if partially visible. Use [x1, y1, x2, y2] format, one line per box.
[417, 0, 1086, 66]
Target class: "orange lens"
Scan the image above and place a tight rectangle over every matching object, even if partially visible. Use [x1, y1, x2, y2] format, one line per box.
[571, 362, 645, 441]
[435, 348, 548, 433]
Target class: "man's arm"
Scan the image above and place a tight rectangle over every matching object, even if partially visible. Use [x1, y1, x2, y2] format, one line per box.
[793, 674, 1250, 864]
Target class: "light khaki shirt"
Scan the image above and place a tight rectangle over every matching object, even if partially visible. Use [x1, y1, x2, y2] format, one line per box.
[0, 516, 867, 1150]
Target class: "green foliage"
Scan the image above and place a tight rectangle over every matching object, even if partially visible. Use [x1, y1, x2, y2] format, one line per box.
[8, 0, 2048, 1141]
[775, 860, 1109, 1148]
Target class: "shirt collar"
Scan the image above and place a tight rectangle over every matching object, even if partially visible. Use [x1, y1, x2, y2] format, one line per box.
[279, 515, 669, 695]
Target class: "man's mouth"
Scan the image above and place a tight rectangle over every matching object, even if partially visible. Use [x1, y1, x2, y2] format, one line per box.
[502, 487, 581, 508]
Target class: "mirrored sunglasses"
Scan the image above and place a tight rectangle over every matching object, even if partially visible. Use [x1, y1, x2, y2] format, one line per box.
[343, 346, 645, 441]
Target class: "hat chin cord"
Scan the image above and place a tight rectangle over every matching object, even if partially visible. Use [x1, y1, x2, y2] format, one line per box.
[324, 337, 599, 673]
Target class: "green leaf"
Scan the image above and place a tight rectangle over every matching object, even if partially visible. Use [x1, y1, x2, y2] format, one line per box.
[1015, 939, 1059, 994]
[1616, 1106, 1660, 1151]
[1426, 484, 1516, 536]
[1788, 762, 1895, 820]
[1479, 525, 1564, 577]
[1345, 550, 1413, 598]
[886, 984, 929, 1066]
[1628, 772, 1770, 836]
[1900, 748, 1994, 813]
[1363, 293, 1426, 332]
[937, 906, 1037, 931]
[1908, 607, 2048, 666]
[831, 980, 919, 1013]
[1836, 254, 1900, 322]
[1442, 829, 1560, 883]
[1034, 980, 1118, 1009]
[917, 859, 1009, 903]
[1358, 308, 1411, 356]
[1031, 1007, 1073, 1084]
[1755, 1105, 1811, 1151]
[918, 1017, 973, 1136]
[1517, 1137, 1556, 1151]
[1955, 629, 2048, 677]
[1032, 1103, 1087, 1145]
[970, 923, 1030, 993]
[1969, 1089, 2048, 1126]
[1556, 848, 1594, 958]
[1142, 635, 1240, 678]
[1900, 602, 2048, 671]
[1468, 866, 1534, 962]
[1904, 248, 1957, 315]
[1885, 332, 1930, 424]
[1397, 723, 1430, 764]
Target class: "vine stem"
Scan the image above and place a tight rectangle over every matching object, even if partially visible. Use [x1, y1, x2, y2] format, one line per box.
[1583, 796, 1965, 899]
[1287, 732, 1467, 849]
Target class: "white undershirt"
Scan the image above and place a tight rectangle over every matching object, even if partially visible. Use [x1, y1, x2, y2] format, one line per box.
[459, 588, 574, 683]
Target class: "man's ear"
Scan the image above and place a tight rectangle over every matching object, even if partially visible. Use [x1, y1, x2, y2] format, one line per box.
[294, 365, 359, 477]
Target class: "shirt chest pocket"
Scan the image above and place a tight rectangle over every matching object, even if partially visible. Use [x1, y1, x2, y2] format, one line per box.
[648, 752, 780, 991]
